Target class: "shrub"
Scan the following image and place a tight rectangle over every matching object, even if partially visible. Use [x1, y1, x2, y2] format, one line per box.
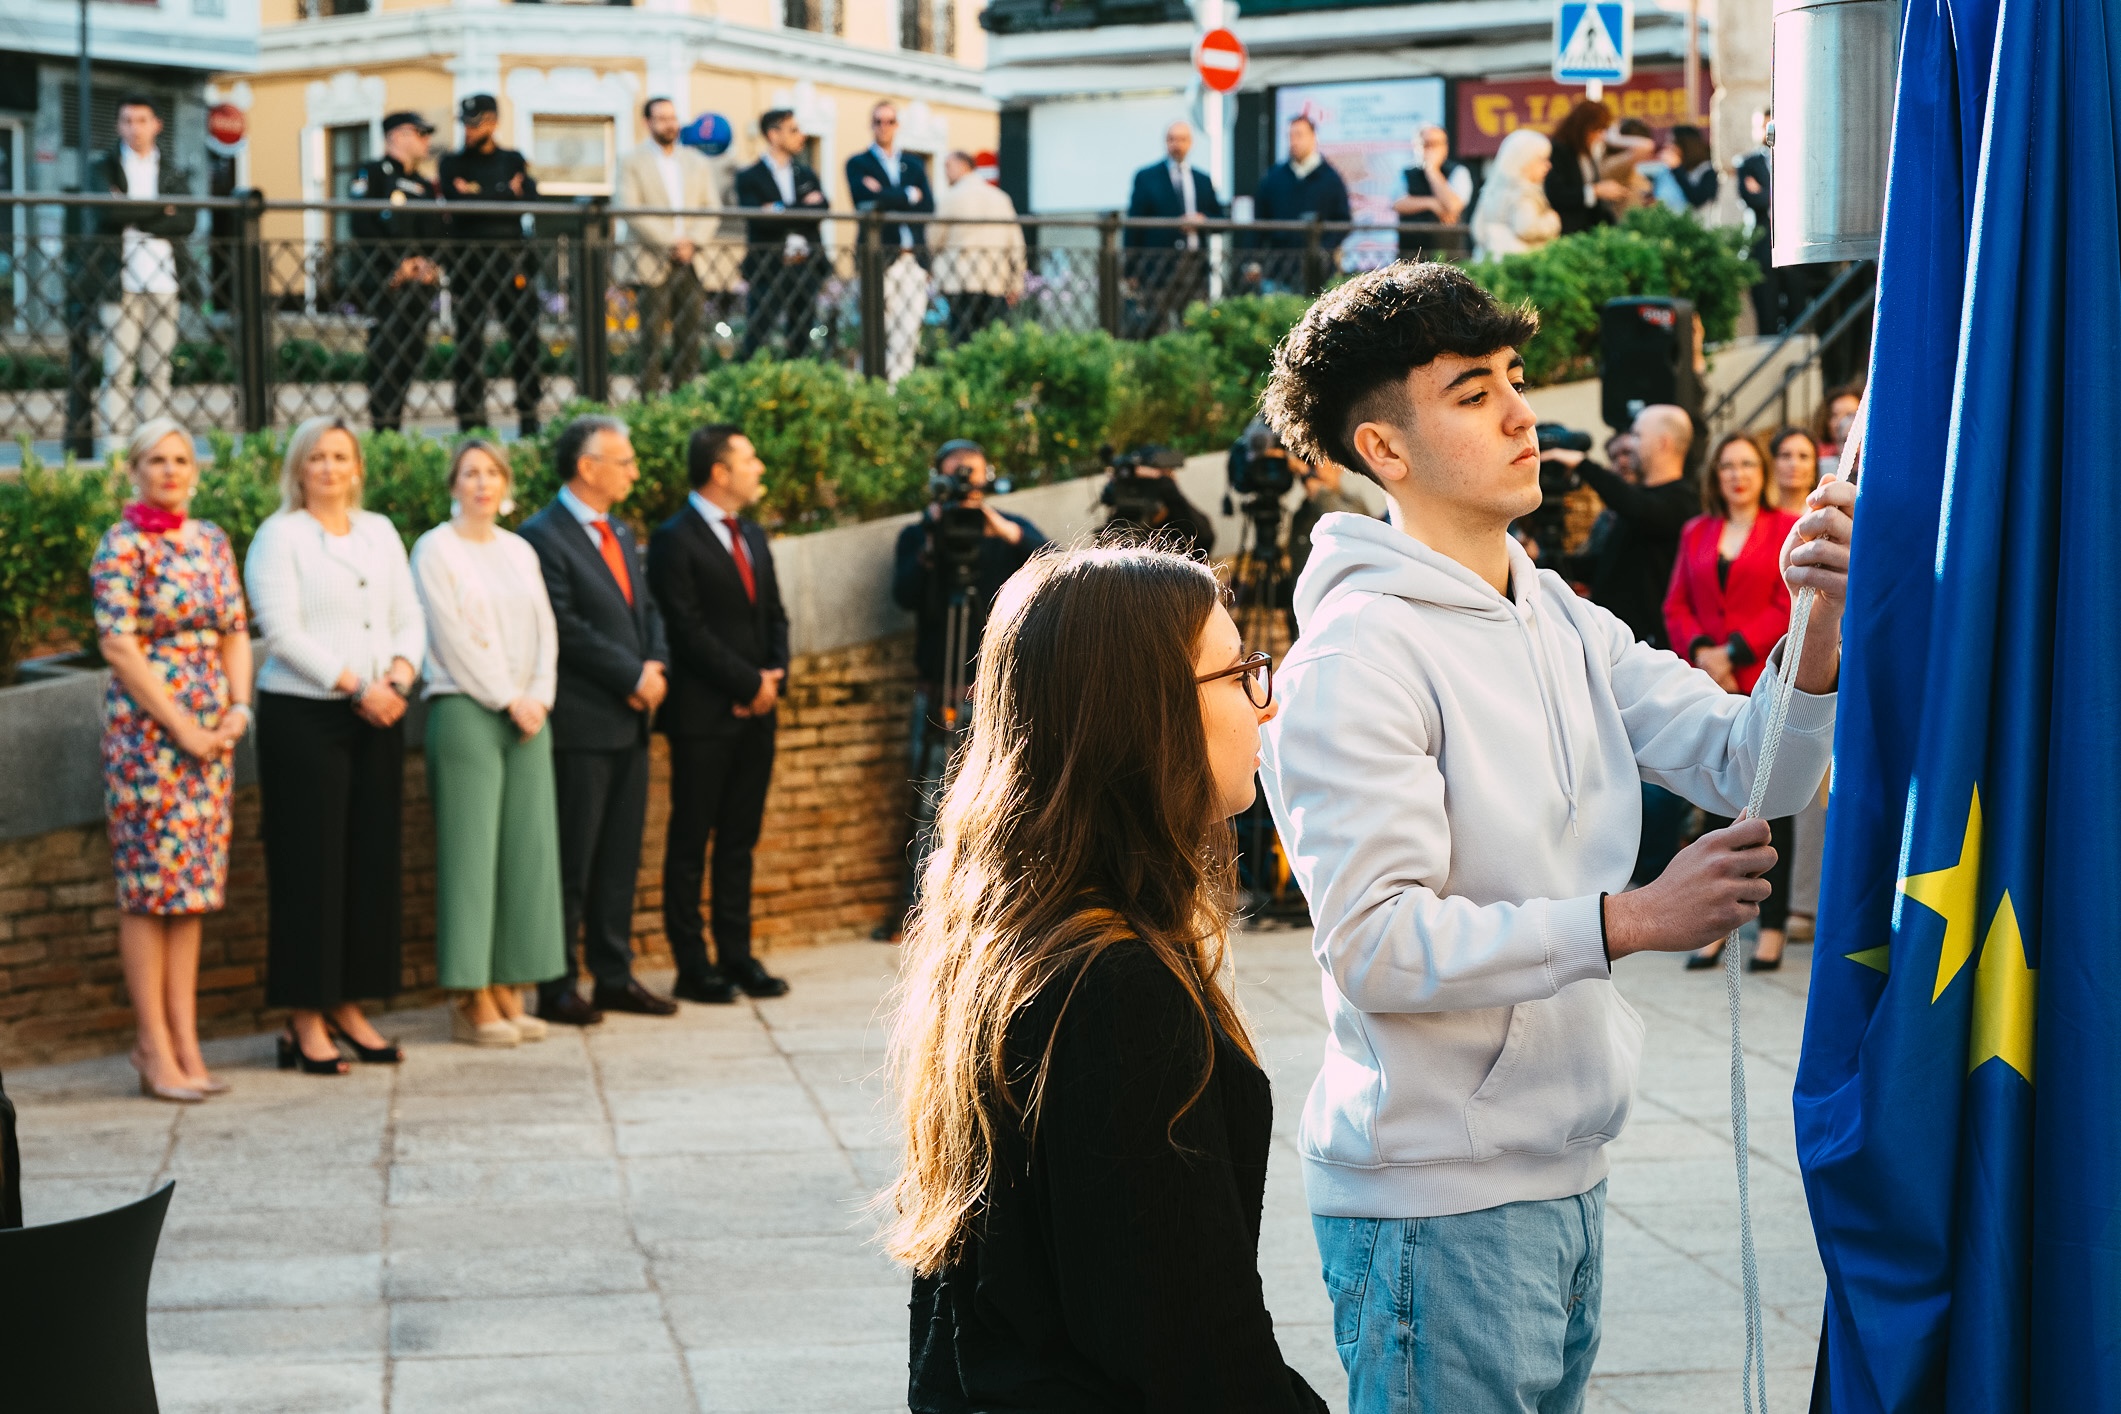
[0, 457, 119, 680]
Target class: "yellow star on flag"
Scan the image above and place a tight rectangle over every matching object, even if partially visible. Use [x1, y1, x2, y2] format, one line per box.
[1968, 890, 2037, 1082]
[1895, 787, 1984, 999]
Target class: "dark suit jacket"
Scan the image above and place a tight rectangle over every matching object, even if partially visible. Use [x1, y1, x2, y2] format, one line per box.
[1124, 162, 1225, 249]
[1249, 160, 1351, 250]
[518, 501, 669, 752]
[80, 144, 198, 306]
[846, 147, 934, 253]
[734, 158, 828, 279]
[647, 503, 791, 737]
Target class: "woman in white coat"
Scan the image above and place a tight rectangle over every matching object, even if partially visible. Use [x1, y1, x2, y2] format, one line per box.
[1470, 129, 1565, 260]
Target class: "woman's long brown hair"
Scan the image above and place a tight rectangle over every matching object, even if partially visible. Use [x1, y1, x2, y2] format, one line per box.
[877, 545, 1259, 1276]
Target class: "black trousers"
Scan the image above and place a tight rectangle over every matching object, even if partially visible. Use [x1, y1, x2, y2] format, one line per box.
[1705, 812, 1797, 933]
[662, 718, 777, 978]
[547, 745, 649, 1000]
[365, 283, 432, 432]
[256, 692, 404, 1010]
[450, 246, 542, 430]
[1137, 249, 1206, 335]
[636, 264, 705, 396]
[945, 292, 1008, 345]
[741, 254, 825, 361]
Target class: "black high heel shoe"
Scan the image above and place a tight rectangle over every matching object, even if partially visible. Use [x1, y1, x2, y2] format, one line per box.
[277, 1028, 349, 1076]
[325, 1016, 403, 1065]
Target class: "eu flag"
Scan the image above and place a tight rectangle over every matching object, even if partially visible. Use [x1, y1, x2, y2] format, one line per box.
[1794, 0, 2121, 1406]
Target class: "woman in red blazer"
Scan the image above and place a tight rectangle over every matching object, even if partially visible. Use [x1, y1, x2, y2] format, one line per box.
[1664, 431, 1799, 970]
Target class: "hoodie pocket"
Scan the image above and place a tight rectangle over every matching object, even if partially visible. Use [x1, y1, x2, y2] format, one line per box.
[1463, 984, 1644, 1160]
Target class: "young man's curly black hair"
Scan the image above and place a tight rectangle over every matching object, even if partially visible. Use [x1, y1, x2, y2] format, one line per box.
[1260, 262, 1539, 483]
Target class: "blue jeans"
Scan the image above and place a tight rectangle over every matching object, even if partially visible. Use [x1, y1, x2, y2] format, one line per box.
[1313, 1181, 1606, 1414]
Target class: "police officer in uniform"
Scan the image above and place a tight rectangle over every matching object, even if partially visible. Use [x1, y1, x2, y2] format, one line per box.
[349, 112, 442, 434]
[438, 94, 544, 435]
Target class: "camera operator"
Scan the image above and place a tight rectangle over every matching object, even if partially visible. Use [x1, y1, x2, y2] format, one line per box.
[1289, 457, 1373, 585]
[1101, 445, 1217, 557]
[1543, 404, 1697, 651]
[1513, 423, 1595, 571]
[877, 440, 1049, 939]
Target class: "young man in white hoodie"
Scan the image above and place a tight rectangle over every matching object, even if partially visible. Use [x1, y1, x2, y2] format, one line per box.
[1256, 262, 1855, 1412]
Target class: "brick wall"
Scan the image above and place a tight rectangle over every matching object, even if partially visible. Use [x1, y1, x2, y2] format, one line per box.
[0, 634, 917, 1069]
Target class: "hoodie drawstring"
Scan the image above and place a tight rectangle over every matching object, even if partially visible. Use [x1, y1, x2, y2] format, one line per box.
[1516, 597, 1582, 837]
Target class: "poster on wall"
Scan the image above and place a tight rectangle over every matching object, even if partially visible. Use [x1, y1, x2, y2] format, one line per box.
[1273, 78, 1449, 261]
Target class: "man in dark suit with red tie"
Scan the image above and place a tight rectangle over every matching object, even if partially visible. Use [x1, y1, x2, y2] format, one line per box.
[647, 424, 793, 1003]
[518, 415, 677, 1023]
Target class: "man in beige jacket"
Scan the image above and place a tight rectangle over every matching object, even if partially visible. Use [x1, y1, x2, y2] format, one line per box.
[618, 98, 737, 394]
[930, 151, 1025, 345]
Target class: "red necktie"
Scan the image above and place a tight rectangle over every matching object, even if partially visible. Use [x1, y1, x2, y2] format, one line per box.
[592, 518, 633, 605]
[726, 521, 757, 604]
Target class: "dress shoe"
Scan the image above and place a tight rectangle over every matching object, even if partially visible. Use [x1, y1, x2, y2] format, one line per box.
[727, 960, 790, 999]
[672, 970, 739, 1005]
[592, 978, 680, 1017]
[453, 1005, 520, 1048]
[539, 989, 604, 1027]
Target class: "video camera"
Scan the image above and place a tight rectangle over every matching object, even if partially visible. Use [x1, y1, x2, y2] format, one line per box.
[1517, 423, 1595, 569]
[927, 439, 1009, 588]
[1100, 443, 1187, 530]
[1227, 420, 1300, 500]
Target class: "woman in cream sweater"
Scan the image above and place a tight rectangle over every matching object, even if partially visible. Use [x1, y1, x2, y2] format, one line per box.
[412, 440, 566, 1046]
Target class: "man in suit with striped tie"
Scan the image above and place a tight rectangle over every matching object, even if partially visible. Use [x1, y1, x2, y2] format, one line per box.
[518, 416, 677, 1023]
[646, 424, 793, 1003]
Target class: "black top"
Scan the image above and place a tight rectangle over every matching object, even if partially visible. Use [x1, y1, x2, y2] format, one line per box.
[1543, 150, 1611, 236]
[347, 157, 440, 305]
[733, 158, 829, 259]
[436, 144, 538, 240]
[518, 502, 669, 752]
[1250, 160, 1351, 250]
[847, 147, 935, 252]
[79, 145, 196, 305]
[908, 939, 1326, 1414]
[647, 502, 792, 736]
[1124, 161, 1227, 249]
[891, 510, 1048, 685]
[1572, 461, 1698, 650]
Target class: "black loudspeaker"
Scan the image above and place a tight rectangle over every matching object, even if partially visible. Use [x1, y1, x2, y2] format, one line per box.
[1599, 297, 1705, 431]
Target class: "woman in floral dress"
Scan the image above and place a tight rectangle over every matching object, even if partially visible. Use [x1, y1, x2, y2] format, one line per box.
[91, 418, 254, 1102]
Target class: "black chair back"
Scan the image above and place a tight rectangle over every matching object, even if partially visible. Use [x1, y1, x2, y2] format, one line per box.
[0, 1180, 174, 1412]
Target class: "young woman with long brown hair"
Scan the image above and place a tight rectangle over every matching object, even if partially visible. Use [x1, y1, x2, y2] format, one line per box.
[881, 546, 1326, 1413]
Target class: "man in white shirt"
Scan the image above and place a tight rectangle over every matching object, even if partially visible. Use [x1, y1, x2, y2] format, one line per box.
[846, 102, 935, 383]
[618, 97, 732, 395]
[90, 94, 191, 439]
[929, 151, 1024, 344]
[1124, 121, 1225, 334]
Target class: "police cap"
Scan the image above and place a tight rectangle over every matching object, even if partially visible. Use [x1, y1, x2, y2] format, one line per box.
[458, 94, 499, 122]
[382, 111, 435, 136]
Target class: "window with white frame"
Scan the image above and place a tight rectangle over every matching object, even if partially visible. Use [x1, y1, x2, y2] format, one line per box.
[531, 115, 616, 195]
[900, 0, 956, 55]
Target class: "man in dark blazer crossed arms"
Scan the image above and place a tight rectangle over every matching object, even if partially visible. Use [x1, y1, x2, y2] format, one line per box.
[518, 416, 678, 1024]
[648, 425, 792, 1003]
[734, 109, 829, 362]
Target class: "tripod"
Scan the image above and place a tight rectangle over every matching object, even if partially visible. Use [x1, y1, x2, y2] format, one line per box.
[1227, 490, 1307, 924]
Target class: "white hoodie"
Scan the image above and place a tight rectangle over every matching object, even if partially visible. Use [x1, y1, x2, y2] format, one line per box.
[1259, 514, 1834, 1218]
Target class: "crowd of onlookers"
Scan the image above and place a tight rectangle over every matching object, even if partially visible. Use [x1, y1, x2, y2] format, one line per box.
[94, 411, 798, 1101]
[1539, 382, 1864, 967]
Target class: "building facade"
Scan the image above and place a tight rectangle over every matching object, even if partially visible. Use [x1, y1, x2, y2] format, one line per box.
[229, 0, 997, 243]
[983, 0, 1714, 224]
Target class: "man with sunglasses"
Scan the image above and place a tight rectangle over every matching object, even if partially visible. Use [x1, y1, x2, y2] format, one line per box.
[847, 101, 934, 381]
[1254, 261, 1854, 1413]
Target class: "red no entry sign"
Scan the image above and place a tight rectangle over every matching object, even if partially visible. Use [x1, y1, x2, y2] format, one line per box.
[206, 104, 247, 148]
[1195, 28, 1247, 93]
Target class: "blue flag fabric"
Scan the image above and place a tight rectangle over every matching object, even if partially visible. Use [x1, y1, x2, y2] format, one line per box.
[1794, 0, 2121, 1406]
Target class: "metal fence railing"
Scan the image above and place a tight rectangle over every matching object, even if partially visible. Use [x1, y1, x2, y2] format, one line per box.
[0, 192, 1473, 453]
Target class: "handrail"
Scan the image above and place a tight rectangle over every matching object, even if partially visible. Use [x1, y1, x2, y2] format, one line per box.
[1732, 285, 1877, 434]
[1701, 260, 1875, 432]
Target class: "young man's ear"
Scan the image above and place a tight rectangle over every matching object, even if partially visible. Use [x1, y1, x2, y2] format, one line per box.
[1350, 419, 1412, 487]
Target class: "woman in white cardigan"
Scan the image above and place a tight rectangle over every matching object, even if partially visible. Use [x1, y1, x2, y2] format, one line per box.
[412, 440, 566, 1047]
[244, 416, 424, 1075]
[1470, 128, 1564, 260]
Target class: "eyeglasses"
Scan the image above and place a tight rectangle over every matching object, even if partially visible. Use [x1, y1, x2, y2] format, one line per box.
[1196, 651, 1274, 709]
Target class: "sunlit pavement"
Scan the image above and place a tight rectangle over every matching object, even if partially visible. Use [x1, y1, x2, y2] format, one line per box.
[7, 930, 1819, 1413]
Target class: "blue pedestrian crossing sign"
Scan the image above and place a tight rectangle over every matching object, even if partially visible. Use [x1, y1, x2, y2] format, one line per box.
[1553, 0, 1633, 86]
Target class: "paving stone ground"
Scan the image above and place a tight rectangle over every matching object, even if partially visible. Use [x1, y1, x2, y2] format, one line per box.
[8, 930, 1822, 1413]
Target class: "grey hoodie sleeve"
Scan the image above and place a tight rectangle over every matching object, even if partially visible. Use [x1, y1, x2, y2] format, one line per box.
[1260, 650, 1613, 1016]
[1598, 612, 1835, 819]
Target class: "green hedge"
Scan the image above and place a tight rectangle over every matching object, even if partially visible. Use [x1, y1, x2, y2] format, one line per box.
[1466, 206, 1759, 386]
